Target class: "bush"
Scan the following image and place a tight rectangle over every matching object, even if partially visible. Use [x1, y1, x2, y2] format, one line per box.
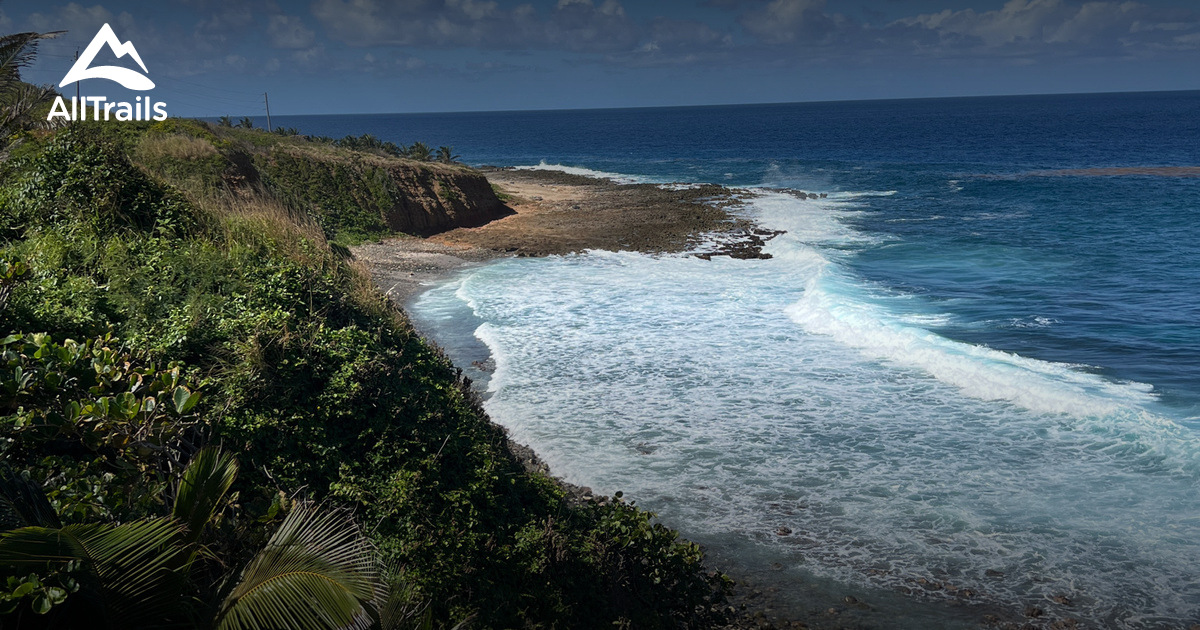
[0, 127, 730, 629]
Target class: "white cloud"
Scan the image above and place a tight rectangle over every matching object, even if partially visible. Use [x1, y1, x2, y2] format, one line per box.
[741, 0, 839, 44]
[311, 0, 639, 52]
[267, 14, 316, 49]
[891, 0, 1200, 54]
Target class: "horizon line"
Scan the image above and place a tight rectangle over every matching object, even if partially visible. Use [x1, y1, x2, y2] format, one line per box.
[193, 87, 1200, 119]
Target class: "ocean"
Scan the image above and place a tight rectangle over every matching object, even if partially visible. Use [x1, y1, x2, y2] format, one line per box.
[274, 91, 1200, 628]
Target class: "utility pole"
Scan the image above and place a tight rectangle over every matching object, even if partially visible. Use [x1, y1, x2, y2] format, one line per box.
[263, 92, 272, 132]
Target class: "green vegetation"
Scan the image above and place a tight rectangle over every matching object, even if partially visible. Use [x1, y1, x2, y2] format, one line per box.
[0, 120, 730, 628]
[0, 28, 62, 152]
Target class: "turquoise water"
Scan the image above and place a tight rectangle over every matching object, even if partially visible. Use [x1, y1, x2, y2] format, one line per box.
[280, 92, 1200, 627]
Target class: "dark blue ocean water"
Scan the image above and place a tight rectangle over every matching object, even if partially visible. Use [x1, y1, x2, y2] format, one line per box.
[274, 93, 1200, 628]
[276, 91, 1200, 421]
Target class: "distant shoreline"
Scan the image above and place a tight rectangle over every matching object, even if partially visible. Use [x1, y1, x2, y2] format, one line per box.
[351, 167, 783, 304]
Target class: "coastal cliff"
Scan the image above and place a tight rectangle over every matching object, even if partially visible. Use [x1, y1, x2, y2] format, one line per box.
[255, 145, 509, 238]
[129, 118, 509, 243]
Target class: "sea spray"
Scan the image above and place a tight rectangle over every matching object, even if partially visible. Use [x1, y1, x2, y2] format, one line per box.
[412, 188, 1200, 628]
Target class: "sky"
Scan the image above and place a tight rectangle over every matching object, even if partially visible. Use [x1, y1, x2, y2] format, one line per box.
[5, 0, 1200, 116]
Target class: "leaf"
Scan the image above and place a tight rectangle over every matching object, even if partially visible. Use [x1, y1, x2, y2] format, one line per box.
[0, 519, 191, 627]
[32, 592, 51, 614]
[45, 586, 67, 604]
[172, 387, 199, 414]
[213, 503, 383, 630]
[172, 446, 238, 546]
[12, 581, 34, 598]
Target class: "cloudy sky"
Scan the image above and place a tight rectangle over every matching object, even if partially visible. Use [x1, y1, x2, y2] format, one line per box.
[6, 0, 1200, 116]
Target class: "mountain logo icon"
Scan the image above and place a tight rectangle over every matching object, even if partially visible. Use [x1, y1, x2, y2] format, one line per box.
[60, 23, 155, 91]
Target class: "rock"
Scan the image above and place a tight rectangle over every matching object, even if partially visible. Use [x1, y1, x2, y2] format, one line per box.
[820, 193, 827, 198]
[985, 569, 1005, 577]
[775, 526, 792, 536]
[1052, 595, 1072, 606]
[531, 195, 543, 201]
[1023, 606, 1044, 618]
[843, 596, 858, 605]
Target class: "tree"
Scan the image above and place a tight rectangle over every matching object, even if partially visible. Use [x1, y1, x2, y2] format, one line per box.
[0, 26, 64, 151]
[406, 142, 432, 162]
[237, 117, 254, 129]
[0, 448, 426, 630]
[218, 115, 233, 127]
[436, 146, 459, 164]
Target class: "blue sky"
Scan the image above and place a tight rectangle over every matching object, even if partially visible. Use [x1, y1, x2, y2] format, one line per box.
[6, 0, 1200, 116]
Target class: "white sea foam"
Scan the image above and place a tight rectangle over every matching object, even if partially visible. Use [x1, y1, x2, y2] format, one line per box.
[410, 181, 1200, 628]
[513, 160, 646, 184]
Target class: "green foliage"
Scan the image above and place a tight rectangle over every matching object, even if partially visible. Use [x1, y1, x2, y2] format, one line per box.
[435, 146, 458, 164]
[0, 124, 731, 629]
[0, 518, 194, 627]
[237, 117, 254, 130]
[6, 128, 193, 236]
[406, 142, 432, 162]
[218, 116, 233, 128]
[214, 503, 382, 630]
[254, 148, 391, 239]
[0, 29, 63, 151]
[0, 333, 203, 522]
[0, 572, 72, 617]
[172, 446, 238, 546]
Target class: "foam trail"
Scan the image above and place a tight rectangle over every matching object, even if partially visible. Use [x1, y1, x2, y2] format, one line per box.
[411, 183, 1200, 629]
[743, 191, 1158, 418]
[514, 161, 647, 184]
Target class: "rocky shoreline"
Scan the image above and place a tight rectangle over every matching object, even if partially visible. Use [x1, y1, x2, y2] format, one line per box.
[351, 168, 1091, 630]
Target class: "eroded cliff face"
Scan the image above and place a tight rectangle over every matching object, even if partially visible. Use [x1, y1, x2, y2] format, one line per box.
[377, 159, 511, 236]
[252, 145, 509, 238]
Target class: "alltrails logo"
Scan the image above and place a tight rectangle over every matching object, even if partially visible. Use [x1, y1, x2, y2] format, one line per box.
[47, 23, 168, 122]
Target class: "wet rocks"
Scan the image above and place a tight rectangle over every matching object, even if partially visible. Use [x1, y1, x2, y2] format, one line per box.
[470, 358, 496, 372]
[695, 229, 786, 261]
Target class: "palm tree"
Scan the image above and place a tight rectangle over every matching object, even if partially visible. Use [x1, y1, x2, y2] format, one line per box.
[218, 115, 234, 127]
[0, 448, 424, 630]
[435, 146, 459, 164]
[237, 117, 254, 129]
[0, 26, 64, 151]
[406, 142, 432, 162]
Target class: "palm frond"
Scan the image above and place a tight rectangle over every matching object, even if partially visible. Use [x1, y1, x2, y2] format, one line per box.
[213, 503, 383, 630]
[0, 519, 192, 628]
[0, 31, 62, 88]
[173, 446, 239, 546]
[0, 467, 61, 530]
